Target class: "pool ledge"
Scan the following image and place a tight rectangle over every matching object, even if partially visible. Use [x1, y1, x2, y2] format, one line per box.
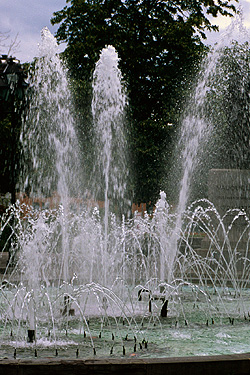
[1, 353, 250, 375]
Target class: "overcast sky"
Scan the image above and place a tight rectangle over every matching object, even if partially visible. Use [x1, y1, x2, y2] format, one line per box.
[1, 0, 250, 63]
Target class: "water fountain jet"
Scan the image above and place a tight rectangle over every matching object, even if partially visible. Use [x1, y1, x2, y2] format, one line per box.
[1, 11, 250, 370]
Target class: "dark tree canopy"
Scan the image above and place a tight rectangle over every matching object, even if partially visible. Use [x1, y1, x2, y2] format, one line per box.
[205, 41, 250, 171]
[51, 0, 238, 204]
[0, 60, 28, 204]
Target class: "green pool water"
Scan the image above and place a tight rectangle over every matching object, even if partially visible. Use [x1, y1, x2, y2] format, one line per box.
[1, 316, 250, 360]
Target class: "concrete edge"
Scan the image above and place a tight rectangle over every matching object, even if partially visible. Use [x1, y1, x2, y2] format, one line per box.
[1, 353, 250, 375]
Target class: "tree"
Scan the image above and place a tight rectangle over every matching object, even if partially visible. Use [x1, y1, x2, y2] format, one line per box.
[0, 57, 28, 203]
[51, 0, 238, 204]
[0, 32, 21, 57]
[205, 41, 250, 171]
[169, 40, 250, 205]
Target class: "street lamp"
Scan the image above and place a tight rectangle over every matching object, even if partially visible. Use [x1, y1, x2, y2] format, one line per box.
[0, 55, 28, 204]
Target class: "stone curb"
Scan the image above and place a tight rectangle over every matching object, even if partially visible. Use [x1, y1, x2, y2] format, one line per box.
[1, 353, 250, 375]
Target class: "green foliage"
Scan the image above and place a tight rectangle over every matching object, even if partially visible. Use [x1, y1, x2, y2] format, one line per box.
[0, 62, 28, 201]
[204, 41, 250, 171]
[132, 119, 176, 203]
[0, 98, 23, 202]
[216, 41, 250, 169]
[51, 0, 237, 204]
[0, 112, 12, 193]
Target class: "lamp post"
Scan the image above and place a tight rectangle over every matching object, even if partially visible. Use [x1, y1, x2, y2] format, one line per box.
[0, 55, 27, 204]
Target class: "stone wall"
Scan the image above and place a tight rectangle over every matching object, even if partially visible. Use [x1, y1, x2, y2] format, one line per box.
[207, 169, 250, 244]
[208, 169, 250, 215]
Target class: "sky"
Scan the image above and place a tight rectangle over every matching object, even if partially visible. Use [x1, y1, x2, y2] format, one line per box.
[1, 0, 250, 63]
[0, 0, 66, 62]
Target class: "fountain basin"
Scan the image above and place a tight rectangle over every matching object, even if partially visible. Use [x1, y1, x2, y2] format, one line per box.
[4, 19, 250, 372]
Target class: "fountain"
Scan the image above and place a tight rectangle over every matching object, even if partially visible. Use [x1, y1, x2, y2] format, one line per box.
[1, 11, 250, 374]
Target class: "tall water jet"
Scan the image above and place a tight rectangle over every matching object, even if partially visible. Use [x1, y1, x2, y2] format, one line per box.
[91, 45, 128, 285]
[166, 10, 250, 284]
[167, 50, 221, 283]
[154, 191, 170, 282]
[20, 27, 81, 285]
[20, 27, 81, 204]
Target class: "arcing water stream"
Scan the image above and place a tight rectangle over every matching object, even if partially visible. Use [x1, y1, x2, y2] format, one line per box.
[1, 13, 250, 358]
